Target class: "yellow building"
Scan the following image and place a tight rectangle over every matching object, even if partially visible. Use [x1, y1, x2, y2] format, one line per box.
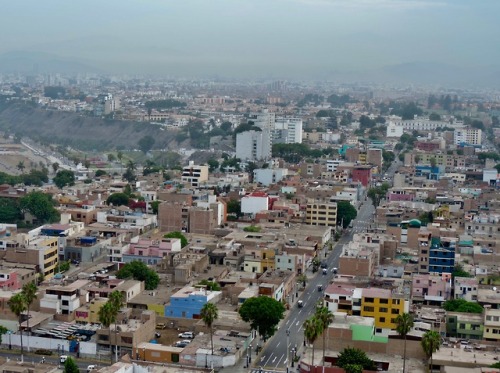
[4, 235, 59, 280]
[306, 200, 337, 228]
[359, 288, 407, 330]
[243, 247, 275, 274]
[75, 298, 107, 323]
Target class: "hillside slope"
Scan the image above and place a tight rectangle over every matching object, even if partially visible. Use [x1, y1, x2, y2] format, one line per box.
[0, 103, 178, 151]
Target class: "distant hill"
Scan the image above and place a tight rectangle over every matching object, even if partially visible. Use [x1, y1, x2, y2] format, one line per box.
[0, 51, 103, 74]
[0, 103, 178, 151]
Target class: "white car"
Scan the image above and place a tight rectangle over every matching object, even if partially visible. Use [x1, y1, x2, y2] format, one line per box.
[87, 365, 97, 372]
[60, 355, 68, 363]
[178, 332, 194, 339]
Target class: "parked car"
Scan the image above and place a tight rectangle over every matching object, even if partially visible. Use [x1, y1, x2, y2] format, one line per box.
[60, 355, 68, 363]
[87, 365, 97, 372]
[175, 341, 189, 348]
[333, 267, 338, 274]
[178, 332, 194, 339]
[154, 332, 161, 338]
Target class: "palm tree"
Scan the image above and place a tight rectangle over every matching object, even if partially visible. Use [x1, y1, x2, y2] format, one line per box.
[200, 303, 219, 356]
[8, 293, 27, 360]
[22, 282, 38, 353]
[303, 316, 322, 366]
[108, 291, 124, 362]
[297, 274, 308, 289]
[316, 306, 334, 365]
[98, 302, 116, 365]
[421, 330, 440, 372]
[17, 161, 25, 173]
[395, 312, 414, 373]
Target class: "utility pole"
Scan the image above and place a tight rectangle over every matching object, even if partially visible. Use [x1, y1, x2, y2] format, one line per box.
[286, 328, 290, 373]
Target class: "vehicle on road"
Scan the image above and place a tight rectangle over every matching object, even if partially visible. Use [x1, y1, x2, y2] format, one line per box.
[322, 268, 327, 275]
[317, 285, 323, 292]
[178, 331, 194, 339]
[87, 365, 97, 372]
[60, 355, 68, 363]
[333, 267, 338, 274]
[320, 261, 328, 269]
[297, 300, 303, 308]
[175, 341, 189, 348]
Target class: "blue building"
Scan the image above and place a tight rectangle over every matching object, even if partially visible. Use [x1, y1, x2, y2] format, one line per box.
[415, 165, 441, 180]
[428, 237, 455, 274]
[165, 286, 221, 319]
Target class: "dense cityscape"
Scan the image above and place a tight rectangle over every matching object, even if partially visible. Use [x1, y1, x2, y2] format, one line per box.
[1, 1, 500, 373]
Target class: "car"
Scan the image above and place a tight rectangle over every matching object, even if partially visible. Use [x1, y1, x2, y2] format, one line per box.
[60, 355, 68, 363]
[317, 285, 323, 292]
[178, 332, 194, 339]
[333, 267, 338, 274]
[220, 347, 230, 353]
[156, 323, 166, 329]
[180, 339, 192, 344]
[154, 332, 161, 338]
[298, 300, 303, 308]
[320, 261, 328, 269]
[175, 341, 189, 348]
[87, 365, 97, 372]
[322, 268, 327, 275]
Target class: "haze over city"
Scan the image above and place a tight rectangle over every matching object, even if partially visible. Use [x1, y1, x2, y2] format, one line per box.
[1, 0, 500, 85]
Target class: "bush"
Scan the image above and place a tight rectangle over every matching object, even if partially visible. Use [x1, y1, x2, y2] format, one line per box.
[35, 349, 53, 355]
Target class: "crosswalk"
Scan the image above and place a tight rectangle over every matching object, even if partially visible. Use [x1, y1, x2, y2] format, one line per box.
[250, 369, 288, 373]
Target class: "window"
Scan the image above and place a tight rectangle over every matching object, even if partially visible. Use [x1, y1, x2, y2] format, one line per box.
[459, 323, 466, 329]
[379, 307, 388, 313]
[364, 297, 374, 303]
[379, 317, 386, 323]
[363, 306, 374, 312]
[392, 309, 400, 315]
[379, 299, 389, 304]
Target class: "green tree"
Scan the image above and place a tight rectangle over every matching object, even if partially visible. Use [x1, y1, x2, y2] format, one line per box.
[98, 302, 116, 365]
[336, 347, 376, 371]
[106, 193, 130, 206]
[297, 274, 308, 289]
[0, 325, 8, 344]
[164, 231, 188, 248]
[239, 296, 285, 341]
[8, 293, 27, 358]
[452, 264, 471, 279]
[421, 330, 440, 372]
[227, 199, 241, 218]
[151, 200, 160, 214]
[116, 261, 160, 290]
[395, 313, 414, 373]
[138, 135, 155, 154]
[53, 170, 75, 189]
[491, 362, 500, 369]
[315, 306, 334, 365]
[336, 201, 357, 228]
[0, 198, 22, 223]
[303, 316, 322, 366]
[51, 162, 60, 174]
[107, 153, 116, 162]
[17, 161, 25, 173]
[198, 280, 221, 291]
[22, 282, 37, 352]
[19, 191, 60, 224]
[63, 357, 80, 373]
[207, 159, 219, 173]
[443, 298, 483, 313]
[108, 290, 124, 362]
[200, 303, 219, 355]
[429, 113, 441, 121]
[95, 169, 107, 177]
[367, 183, 390, 207]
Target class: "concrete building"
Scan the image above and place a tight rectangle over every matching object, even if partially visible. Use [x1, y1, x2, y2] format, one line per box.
[366, 148, 383, 169]
[165, 286, 221, 318]
[236, 130, 272, 161]
[357, 288, 408, 330]
[306, 199, 338, 229]
[454, 277, 478, 302]
[274, 117, 303, 144]
[253, 168, 289, 186]
[411, 273, 451, 305]
[483, 305, 500, 341]
[181, 162, 209, 187]
[454, 127, 482, 146]
[386, 122, 404, 138]
[40, 279, 89, 316]
[446, 312, 484, 340]
[240, 192, 269, 217]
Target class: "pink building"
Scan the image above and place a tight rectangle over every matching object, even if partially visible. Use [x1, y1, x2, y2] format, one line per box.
[411, 273, 451, 305]
[0, 269, 20, 290]
[128, 238, 182, 257]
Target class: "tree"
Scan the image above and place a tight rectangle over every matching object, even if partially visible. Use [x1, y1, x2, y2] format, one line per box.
[207, 159, 219, 173]
[336, 201, 357, 228]
[0, 197, 22, 223]
[8, 293, 27, 358]
[116, 261, 160, 290]
[107, 153, 116, 162]
[108, 291, 124, 362]
[429, 113, 441, 121]
[17, 161, 25, 173]
[297, 274, 308, 289]
[95, 169, 107, 177]
[0, 325, 8, 344]
[164, 231, 188, 248]
[239, 296, 285, 341]
[227, 199, 241, 218]
[421, 330, 440, 372]
[19, 191, 60, 224]
[98, 302, 116, 365]
[395, 313, 414, 373]
[106, 193, 130, 207]
[442, 298, 483, 313]
[198, 280, 221, 291]
[316, 306, 334, 365]
[200, 303, 219, 355]
[367, 183, 389, 207]
[151, 200, 160, 214]
[63, 357, 80, 373]
[303, 316, 322, 366]
[51, 162, 59, 174]
[22, 282, 37, 353]
[53, 170, 75, 189]
[138, 135, 155, 154]
[452, 264, 471, 279]
[336, 347, 376, 371]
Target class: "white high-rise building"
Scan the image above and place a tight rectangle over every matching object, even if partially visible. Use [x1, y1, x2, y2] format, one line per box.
[274, 117, 303, 144]
[236, 130, 272, 161]
[454, 127, 482, 146]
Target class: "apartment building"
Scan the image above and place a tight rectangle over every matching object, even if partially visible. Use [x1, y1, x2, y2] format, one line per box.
[446, 312, 483, 340]
[483, 306, 500, 341]
[428, 237, 455, 275]
[165, 286, 222, 318]
[454, 127, 482, 146]
[181, 162, 209, 187]
[306, 199, 337, 229]
[236, 130, 272, 161]
[454, 277, 478, 302]
[411, 273, 451, 305]
[40, 279, 89, 316]
[355, 288, 408, 330]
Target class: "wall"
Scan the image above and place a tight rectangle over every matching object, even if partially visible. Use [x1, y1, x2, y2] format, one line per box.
[3, 334, 96, 356]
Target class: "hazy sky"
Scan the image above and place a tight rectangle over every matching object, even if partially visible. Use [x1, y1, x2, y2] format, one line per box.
[1, 0, 499, 78]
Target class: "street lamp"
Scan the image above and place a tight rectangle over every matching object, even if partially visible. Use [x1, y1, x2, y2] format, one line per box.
[249, 343, 252, 363]
[291, 347, 296, 367]
[8, 331, 11, 350]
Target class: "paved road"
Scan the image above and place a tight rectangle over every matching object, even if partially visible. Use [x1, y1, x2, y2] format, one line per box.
[256, 161, 401, 372]
[0, 350, 104, 371]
